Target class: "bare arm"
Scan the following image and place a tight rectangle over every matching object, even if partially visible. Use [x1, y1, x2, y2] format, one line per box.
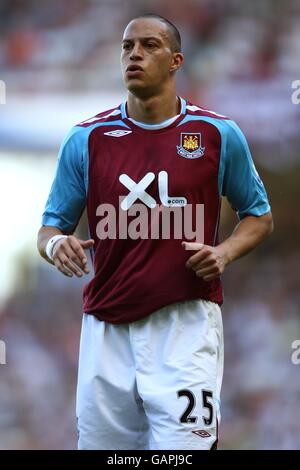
[37, 226, 94, 278]
[183, 212, 274, 281]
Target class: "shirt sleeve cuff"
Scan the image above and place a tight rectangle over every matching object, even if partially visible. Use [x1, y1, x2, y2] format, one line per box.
[41, 215, 74, 233]
[237, 202, 271, 220]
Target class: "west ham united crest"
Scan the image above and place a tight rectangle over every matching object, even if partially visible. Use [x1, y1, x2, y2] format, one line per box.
[177, 133, 205, 159]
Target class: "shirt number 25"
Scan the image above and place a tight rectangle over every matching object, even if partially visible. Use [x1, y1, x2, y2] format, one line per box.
[177, 389, 214, 426]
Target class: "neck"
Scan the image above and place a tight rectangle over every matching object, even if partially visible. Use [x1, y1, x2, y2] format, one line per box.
[126, 87, 180, 124]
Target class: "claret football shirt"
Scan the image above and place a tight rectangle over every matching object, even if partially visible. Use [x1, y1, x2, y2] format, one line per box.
[42, 97, 270, 323]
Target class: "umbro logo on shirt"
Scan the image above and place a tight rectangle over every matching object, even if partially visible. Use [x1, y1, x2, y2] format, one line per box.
[104, 130, 132, 137]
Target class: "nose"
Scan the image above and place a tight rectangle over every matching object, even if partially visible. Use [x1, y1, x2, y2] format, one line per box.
[129, 42, 143, 61]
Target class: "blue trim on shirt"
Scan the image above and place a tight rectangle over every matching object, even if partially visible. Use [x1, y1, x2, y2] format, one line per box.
[120, 102, 127, 119]
[180, 97, 186, 115]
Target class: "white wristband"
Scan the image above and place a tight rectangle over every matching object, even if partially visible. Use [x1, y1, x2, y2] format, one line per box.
[45, 235, 68, 260]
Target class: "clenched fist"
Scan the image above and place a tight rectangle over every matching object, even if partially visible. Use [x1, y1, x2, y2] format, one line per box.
[182, 241, 228, 281]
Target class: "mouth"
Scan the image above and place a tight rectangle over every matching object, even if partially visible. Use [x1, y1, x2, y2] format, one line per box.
[125, 65, 144, 78]
[126, 64, 144, 72]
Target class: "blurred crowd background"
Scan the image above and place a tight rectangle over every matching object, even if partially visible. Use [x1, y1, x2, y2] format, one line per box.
[0, 0, 299, 450]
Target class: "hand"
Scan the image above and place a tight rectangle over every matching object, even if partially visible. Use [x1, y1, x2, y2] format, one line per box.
[182, 241, 228, 281]
[52, 235, 95, 277]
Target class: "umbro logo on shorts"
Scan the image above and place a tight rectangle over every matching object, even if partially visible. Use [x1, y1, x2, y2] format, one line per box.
[104, 130, 132, 137]
[192, 429, 211, 438]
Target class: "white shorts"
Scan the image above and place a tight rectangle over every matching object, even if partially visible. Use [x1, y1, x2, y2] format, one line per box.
[76, 299, 224, 450]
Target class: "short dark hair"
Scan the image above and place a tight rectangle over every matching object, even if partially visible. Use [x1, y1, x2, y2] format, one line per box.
[132, 14, 181, 53]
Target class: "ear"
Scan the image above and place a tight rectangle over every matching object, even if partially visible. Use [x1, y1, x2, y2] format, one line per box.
[170, 52, 184, 73]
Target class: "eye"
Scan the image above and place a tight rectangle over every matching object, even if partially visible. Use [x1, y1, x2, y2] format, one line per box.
[122, 43, 131, 50]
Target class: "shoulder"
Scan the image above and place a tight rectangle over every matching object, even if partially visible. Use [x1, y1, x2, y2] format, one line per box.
[185, 100, 247, 142]
[61, 105, 123, 149]
[75, 105, 122, 128]
[185, 100, 230, 121]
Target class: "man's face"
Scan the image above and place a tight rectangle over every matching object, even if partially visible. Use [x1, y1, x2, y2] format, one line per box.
[121, 18, 178, 97]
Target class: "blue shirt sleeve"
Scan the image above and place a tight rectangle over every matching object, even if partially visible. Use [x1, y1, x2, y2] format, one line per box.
[218, 120, 271, 219]
[42, 126, 88, 233]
